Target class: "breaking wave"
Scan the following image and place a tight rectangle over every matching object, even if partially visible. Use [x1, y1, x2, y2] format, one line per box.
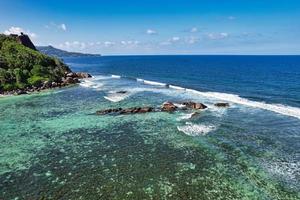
[81, 74, 300, 120]
[185, 89, 300, 120]
[177, 122, 216, 136]
[79, 79, 104, 89]
[104, 91, 130, 102]
[111, 75, 121, 78]
[169, 85, 185, 90]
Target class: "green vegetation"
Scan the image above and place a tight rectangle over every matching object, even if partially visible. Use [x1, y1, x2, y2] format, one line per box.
[0, 34, 70, 92]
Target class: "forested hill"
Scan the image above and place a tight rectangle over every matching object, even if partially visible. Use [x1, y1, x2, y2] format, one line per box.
[0, 34, 71, 93]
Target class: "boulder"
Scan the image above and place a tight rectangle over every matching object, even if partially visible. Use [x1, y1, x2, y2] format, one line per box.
[75, 72, 92, 79]
[182, 101, 207, 109]
[161, 101, 177, 112]
[66, 72, 76, 78]
[64, 77, 80, 84]
[214, 103, 229, 107]
[51, 82, 58, 87]
[42, 81, 51, 88]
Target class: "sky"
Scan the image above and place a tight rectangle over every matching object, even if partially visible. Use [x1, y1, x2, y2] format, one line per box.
[1, 0, 300, 55]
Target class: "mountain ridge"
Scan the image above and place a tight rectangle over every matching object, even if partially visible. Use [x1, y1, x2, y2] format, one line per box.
[37, 45, 101, 58]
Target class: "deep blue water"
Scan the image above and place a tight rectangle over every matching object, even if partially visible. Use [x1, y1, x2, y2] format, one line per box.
[64, 55, 300, 107]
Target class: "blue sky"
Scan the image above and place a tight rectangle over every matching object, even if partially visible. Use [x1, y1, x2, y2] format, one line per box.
[1, 0, 300, 55]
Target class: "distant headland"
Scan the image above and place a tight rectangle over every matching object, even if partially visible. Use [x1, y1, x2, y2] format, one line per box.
[37, 45, 101, 58]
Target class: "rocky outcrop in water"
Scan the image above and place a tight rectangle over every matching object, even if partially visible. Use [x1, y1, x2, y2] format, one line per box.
[182, 101, 207, 109]
[96, 101, 208, 116]
[161, 102, 177, 112]
[214, 103, 230, 107]
[96, 107, 154, 115]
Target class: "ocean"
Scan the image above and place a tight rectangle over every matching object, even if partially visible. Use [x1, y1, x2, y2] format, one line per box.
[1, 55, 300, 199]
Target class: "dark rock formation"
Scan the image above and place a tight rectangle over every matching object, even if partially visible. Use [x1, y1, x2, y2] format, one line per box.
[96, 107, 153, 115]
[214, 103, 230, 107]
[95, 101, 208, 116]
[161, 101, 177, 112]
[65, 72, 92, 79]
[182, 101, 207, 109]
[116, 91, 127, 94]
[10, 32, 37, 51]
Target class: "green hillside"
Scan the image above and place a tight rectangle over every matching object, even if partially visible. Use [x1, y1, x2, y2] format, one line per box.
[0, 34, 71, 92]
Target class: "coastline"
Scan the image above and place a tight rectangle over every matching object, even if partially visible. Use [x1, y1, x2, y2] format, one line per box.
[0, 72, 92, 97]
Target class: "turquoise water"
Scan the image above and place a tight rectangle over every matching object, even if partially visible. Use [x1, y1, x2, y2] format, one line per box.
[1, 56, 300, 199]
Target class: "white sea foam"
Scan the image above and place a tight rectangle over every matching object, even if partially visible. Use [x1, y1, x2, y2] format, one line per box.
[262, 159, 300, 184]
[177, 122, 216, 136]
[111, 75, 121, 78]
[104, 91, 130, 102]
[177, 112, 199, 121]
[169, 85, 186, 90]
[83, 73, 300, 120]
[79, 79, 103, 89]
[143, 80, 167, 87]
[185, 89, 300, 119]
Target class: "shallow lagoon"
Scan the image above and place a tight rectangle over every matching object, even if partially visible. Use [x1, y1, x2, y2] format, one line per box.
[1, 55, 300, 199]
[1, 74, 299, 199]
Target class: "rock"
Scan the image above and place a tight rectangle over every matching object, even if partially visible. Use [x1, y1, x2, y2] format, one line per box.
[116, 91, 127, 94]
[96, 107, 153, 115]
[75, 72, 92, 79]
[51, 82, 58, 87]
[64, 77, 80, 84]
[66, 72, 76, 78]
[139, 107, 153, 113]
[182, 101, 207, 109]
[190, 112, 200, 118]
[161, 101, 177, 112]
[42, 81, 51, 88]
[15, 90, 27, 95]
[214, 103, 229, 107]
[96, 108, 122, 115]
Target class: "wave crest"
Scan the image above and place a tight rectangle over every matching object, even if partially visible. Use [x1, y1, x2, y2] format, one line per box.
[177, 122, 216, 136]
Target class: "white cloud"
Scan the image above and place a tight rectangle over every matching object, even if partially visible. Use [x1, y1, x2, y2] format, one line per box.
[207, 32, 229, 40]
[160, 36, 181, 45]
[59, 41, 86, 49]
[171, 36, 180, 42]
[186, 36, 199, 44]
[190, 27, 198, 33]
[121, 40, 140, 46]
[228, 16, 236, 20]
[104, 41, 116, 47]
[60, 23, 67, 31]
[4, 26, 37, 38]
[45, 22, 67, 31]
[146, 29, 157, 35]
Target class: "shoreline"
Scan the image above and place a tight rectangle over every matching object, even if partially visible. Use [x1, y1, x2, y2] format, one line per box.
[0, 72, 92, 97]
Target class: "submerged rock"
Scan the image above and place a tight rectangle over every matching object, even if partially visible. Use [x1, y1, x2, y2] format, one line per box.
[190, 112, 200, 118]
[115, 91, 127, 94]
[214, 103, 230, 107]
